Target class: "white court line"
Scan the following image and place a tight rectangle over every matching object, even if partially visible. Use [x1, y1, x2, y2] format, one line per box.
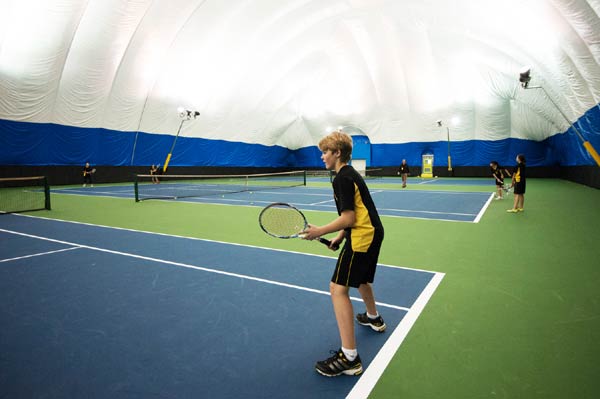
[376, 207, 476, 217]
[0, 246, 81, 263]
[308, 199, 336, 206]
[9, 214, 441, 274]
[248, 190, 331, 197]
[52, 192, 133, 201]
[170, 200, 479, 223]
[348, 272, 445, 399]
[253, 200, 477, 217]
[474, 193, 495, 223]
[53, 189, 128, 196]
[0, 228, 409, 312]
[370, 188, 490, 195]
[301, 202, 477, 218]
[416, 178, 439, 185]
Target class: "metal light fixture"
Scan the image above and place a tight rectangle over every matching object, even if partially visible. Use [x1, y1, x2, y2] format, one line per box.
[519, 68, 600, 166]
[177, 107, 200, 120]
[519, 67, 531, 89]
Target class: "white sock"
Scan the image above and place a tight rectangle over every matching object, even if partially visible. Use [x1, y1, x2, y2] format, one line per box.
[342, 347, 357, 361]
[367, 311, 379, 319]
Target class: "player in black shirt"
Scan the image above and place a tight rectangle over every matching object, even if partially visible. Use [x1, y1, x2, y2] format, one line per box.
[490, 161, 510, 200]
[398, 159, 410, 188]
[302, 131, 385, 377]
[507, 154, 526, 213]
[82, 162, 94, 187]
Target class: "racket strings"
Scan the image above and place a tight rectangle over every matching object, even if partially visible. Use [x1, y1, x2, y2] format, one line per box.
[260, 206, 306, 237]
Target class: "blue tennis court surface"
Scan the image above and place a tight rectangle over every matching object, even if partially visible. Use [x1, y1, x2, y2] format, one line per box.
[51, 182, 493, 222]
[0, 214, 443, 399]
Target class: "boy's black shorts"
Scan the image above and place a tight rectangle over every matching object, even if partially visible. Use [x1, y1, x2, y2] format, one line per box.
[331, 230, 384, 288]
[513, 181, 526, 194]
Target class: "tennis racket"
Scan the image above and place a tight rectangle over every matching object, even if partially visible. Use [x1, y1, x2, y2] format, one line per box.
[259, 202, 339, 250]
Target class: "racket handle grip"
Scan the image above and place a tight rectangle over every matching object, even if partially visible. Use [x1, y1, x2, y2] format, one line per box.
[318, 238, 339, 251]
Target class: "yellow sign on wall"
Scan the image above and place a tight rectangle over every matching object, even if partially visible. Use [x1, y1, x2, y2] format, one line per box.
[421, 154, 434, 178]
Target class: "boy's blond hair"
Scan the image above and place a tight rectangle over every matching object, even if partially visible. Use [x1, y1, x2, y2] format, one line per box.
[318, 131, 353, 163]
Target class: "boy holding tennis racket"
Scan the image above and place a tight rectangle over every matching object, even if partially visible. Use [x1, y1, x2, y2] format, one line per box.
[490, 161, 510, 200]
[507, 154, 526, 212]
[301, 130, 385, 377]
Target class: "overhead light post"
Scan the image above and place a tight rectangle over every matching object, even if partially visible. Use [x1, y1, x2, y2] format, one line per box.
[163, 107, 200, 173]
[437, 120, 453, 172]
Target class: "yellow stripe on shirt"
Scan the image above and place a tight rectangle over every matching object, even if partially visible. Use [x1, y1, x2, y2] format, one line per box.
[351, 183, 375, 252]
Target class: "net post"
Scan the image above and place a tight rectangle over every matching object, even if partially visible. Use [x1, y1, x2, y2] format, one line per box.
[43, 176, 51, 210]
[303, 170, 307, 186]
[134, 175, 140, 202]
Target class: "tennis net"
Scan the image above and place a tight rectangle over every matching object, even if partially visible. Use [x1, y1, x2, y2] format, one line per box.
[306, 169, 333, 179]
[365, 168, 384, 178]
[134, 170, 307, 201]
[312, 167, 384, 182]
[0, 176, 51, 214]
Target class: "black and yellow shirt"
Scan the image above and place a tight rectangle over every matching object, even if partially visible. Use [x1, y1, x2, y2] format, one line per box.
[332, 165, 384, 252]
[399, 163, 409, 174]
[491, 167, 504, 182]
[514, 162, 526, 183]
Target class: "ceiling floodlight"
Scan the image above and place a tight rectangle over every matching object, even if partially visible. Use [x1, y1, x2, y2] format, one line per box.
[519, 67, 531, 88]
[178, 107, 200, 120]
[436, 120, 442, 127]
[451, 116, 460, 126]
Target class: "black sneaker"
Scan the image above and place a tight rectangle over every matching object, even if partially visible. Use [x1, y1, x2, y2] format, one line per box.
[315, 349, 363, 377]
[356, 312, 386, 332]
